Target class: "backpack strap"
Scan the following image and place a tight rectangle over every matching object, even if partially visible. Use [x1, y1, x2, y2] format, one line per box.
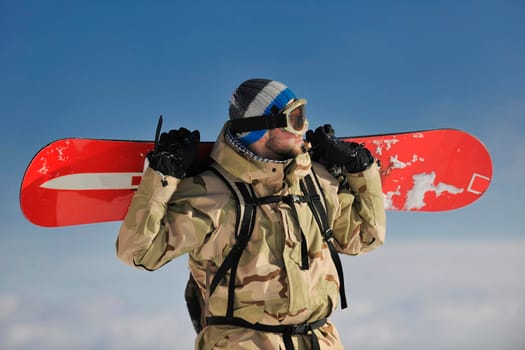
[207, 164, 347, 321]
[207, 316, 327, 350]
[208, 165, 257, 318]
[207, 164, 312, 316]
[280, 195, 310, 270]
[301, 171, 348, 309]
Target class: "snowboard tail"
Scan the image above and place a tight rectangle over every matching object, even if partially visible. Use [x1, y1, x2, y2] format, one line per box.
[20, 129, 492, 227]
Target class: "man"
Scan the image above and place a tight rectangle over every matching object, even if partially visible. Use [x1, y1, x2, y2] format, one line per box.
[117, 78, 386, 349]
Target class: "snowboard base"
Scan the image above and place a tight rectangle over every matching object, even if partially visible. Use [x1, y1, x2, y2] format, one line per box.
[20, 129, 492, 227]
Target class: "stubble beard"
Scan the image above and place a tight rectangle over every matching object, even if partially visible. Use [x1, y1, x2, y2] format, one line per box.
[266, 133, 304, 161]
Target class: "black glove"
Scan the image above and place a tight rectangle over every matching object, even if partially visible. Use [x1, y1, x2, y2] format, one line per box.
[306, 124, 374, 173]
[147, 126, 200, 179]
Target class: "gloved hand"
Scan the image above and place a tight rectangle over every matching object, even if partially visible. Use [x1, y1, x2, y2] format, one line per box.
[306, 124, 374, 173]
[147, 127, 200, 179]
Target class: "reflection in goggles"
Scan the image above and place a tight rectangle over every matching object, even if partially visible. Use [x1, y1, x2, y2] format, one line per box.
[280, 99, 308, 136]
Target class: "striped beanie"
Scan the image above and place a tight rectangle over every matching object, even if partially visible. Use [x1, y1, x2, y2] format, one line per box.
[229, 78, 296, 146]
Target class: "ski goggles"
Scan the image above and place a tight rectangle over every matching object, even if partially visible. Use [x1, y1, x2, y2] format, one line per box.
[230, 98, 309, 136]
[279, 98, 309, 135]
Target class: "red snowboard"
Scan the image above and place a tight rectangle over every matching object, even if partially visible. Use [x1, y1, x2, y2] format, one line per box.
[20, 129, 492, 227]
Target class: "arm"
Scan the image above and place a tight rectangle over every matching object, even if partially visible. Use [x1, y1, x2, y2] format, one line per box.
[116, 124, 209, 270]
[332, 162, 386, 254]
[307, 125, 386, 255]
[116, 169, 213, 270]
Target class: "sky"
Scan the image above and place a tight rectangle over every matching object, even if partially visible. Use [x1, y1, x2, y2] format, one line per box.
[1, 0, 524, 349]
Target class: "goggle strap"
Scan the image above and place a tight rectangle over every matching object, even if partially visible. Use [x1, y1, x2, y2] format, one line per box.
[230, 111, 287, 133]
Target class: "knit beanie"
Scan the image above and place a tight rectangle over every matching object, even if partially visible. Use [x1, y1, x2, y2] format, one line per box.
[229, 78, 296, 146]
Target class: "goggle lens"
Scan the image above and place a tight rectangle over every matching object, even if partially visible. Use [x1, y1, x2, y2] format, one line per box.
[288, 105, 306, 131]
[282, 99, 308, 135]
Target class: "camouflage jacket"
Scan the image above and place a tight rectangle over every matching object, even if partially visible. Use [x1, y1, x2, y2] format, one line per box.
[116, 125, 386, 349]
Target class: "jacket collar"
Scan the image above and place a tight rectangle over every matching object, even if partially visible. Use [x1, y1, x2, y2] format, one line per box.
[210, 122, 311, 188]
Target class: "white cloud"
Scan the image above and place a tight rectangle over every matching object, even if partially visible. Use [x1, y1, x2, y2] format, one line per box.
[0, 295, 195, 350]
[332, 240, 525, 349]
[1, 240, 525, 350]
[0, 294, 18, 320]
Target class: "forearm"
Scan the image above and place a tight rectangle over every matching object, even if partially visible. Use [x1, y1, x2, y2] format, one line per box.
[334, 162, 386, 254]
[116, 167, 180, 270]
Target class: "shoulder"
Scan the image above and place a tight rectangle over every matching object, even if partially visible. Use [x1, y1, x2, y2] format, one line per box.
[309, 162, 343, 215]
[170, 168, 237, 229]
[311, 162, 340, 190]
[173, 166, 235, 202]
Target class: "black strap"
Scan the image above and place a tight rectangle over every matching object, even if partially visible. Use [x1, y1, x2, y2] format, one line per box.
[209, 188, 313, 313]
[283, 197, 310, 270]
[208, 167, 258, 318]
[225, 182, 257, 317]
[229, 111, 287, 133]
[301, 173, 348, 309]
[251, 193, 313, 271]
[207, 316, 327, 350]
[208, 165, 346, 326]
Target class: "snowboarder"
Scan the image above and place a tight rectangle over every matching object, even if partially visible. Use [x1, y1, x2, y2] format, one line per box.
[116, 78, 386, 349]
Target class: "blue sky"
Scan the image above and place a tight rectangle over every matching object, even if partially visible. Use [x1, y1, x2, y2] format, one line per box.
[1, 1, 524, 349]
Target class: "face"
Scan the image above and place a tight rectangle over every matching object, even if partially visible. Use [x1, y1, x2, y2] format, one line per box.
[263, 127, 306, 161]
[246, 99, 309, 161]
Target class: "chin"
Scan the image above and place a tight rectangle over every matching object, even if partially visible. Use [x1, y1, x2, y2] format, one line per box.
[291, 145, 306, 157]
